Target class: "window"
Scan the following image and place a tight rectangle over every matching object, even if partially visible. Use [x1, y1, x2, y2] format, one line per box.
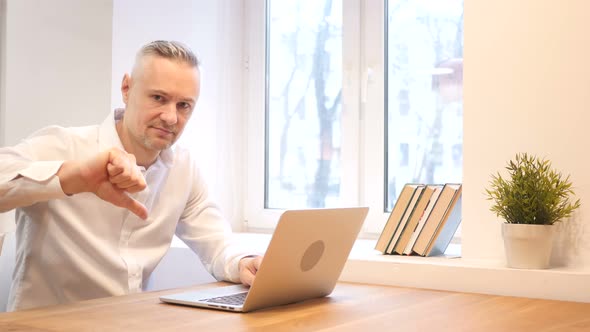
[266, 0, 344, 209]
[385, 0, 464, 210]
[245, 0, 463, 236]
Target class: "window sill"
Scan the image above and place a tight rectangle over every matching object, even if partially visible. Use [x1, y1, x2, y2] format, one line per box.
[171, 233, 590, 303]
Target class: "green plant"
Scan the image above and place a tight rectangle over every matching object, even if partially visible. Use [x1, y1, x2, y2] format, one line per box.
[485, 153, 581, 225]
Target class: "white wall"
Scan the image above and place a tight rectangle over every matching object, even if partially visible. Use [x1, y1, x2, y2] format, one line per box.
[0, 0, 114, 230]
[0, 0, 9, 312]
[0, 0, 6, 147]
[112, 0, 246, 230]
[463, 0, 590, 269]
[2, 0, 113, 146]
[0, 0, 114, 311]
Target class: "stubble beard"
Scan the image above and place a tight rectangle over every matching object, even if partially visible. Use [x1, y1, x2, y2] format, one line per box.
[141, 134, 174, 151]
[141, 121, 179, 151]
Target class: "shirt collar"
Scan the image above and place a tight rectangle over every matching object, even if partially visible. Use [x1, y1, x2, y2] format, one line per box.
[98, 109, 175, 169]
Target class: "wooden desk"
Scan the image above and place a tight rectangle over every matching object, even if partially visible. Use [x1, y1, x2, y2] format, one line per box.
[0, 282, 588, 331]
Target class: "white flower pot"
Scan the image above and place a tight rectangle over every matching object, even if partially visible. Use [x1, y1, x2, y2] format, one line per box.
[501, 223, 556, 269]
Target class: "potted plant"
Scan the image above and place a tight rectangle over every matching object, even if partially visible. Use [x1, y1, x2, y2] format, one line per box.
[485, 153, 581, 269]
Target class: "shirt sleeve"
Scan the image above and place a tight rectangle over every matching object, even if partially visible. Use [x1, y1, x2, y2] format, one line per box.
[174, 162, 256, 283]
[0, 127, 70, 212]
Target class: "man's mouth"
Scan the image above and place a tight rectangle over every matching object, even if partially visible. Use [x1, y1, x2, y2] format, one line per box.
[151, 126, 175, 136]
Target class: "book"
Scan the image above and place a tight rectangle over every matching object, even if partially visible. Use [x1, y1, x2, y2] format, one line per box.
[425, 191, 462, 256]
[402, 185, 444, 255]
[412, 183, 462, 256]
[374, 184, 421, 253]
[385, 185, 425, 254]
[392, 185, 435, 255]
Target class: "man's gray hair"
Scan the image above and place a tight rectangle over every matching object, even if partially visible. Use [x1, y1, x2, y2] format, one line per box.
[137, 40, 200, 68]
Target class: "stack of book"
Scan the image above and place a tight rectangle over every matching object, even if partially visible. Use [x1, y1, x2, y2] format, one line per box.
[375, 183, 462, 257]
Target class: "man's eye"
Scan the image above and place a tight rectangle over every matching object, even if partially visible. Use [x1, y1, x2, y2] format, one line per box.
[179, 102, 192, 110]
[153, 95, 163, 102]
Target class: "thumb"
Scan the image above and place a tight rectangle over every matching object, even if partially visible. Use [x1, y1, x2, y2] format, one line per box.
[112, 190, 149, 220]
[127, 198, 149, 220]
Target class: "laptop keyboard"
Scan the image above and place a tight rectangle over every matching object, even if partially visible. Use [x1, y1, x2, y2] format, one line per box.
[200, 291, 248, 306]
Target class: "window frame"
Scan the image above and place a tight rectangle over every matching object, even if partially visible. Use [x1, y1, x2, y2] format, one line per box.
[244, 0, 458, 236]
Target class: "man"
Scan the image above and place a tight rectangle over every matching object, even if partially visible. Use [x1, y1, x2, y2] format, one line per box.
[0, 40, 262, 311]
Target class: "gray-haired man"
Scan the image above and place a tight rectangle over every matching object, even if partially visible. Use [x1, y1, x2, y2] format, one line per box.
[0, 40, 261, 311]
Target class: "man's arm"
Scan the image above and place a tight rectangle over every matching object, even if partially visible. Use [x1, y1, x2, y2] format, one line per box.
[175, 161, 262, 285]
[0, 131, 148, 219]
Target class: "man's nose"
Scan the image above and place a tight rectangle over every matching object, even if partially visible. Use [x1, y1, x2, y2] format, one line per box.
[160, 103, 178, 125]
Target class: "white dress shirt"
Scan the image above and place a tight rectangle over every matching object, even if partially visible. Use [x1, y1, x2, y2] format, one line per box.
[0, 110, 249, 311]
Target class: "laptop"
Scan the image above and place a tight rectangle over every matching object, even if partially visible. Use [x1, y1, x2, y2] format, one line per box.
[159, 207, 368, 313]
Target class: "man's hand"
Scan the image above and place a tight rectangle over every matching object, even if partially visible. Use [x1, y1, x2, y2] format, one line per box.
[57, 148, 148, 219]
[239, 255, 263, 286]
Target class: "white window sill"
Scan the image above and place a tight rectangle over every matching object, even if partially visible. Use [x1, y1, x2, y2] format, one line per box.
[171, 233, 590, 303]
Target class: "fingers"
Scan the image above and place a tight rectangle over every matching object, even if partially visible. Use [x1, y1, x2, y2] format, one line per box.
[78, 148, 149, 219]
[107, 165, 146, 191]
[107, 150, 146, 192]
[118, 182, 146, 193]
[240, 271, 255, 286]
[239, 256, 264, 286]
[253, 256, 263, 270]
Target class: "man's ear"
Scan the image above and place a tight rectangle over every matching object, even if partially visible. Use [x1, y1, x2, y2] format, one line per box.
[121, 74, 131, 104]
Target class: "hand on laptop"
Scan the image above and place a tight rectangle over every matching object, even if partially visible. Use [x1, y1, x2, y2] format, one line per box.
[238, 255, 263, 286]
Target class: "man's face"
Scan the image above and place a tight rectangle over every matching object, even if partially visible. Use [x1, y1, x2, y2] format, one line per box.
[121, 55, 200, 153]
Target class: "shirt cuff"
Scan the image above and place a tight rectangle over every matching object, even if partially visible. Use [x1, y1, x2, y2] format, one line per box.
[18, 161, 68, 199]
[18, 161, 64, 182]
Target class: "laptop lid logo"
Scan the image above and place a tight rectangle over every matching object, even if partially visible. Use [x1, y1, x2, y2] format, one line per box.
[300, 240, 325, 272]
